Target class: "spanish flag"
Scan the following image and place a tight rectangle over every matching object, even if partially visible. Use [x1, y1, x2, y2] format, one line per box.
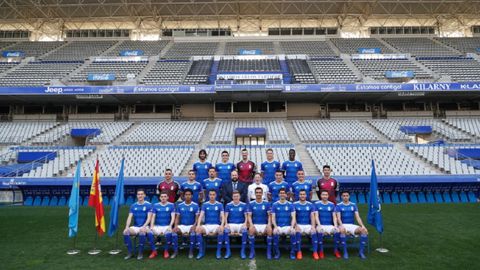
[88, 159, 106, 236]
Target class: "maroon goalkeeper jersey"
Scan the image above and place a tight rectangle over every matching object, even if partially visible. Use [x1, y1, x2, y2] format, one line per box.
[236, 160, 256, 184]
[316, 177, 339, 204]
[157, 180, 180, 203]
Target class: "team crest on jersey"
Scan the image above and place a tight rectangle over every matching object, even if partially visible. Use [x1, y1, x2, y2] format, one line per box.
[215, 206, 218, 210]
[166, 207, 169, 211]
[294, 163, 297, 167]
[262, 205, 265, 210]
[143, 206, 146, 211]
[193, 186, 196, 190]
[248, 165, 252, 169]
[190, 207, 193, 212]
[351, 207, 354, 211]
[214, 182, 218, 186]
[285, 206, 288, 211]
[239, 207, 242, 211]
[306, 206, 310, 211]
[171, 186, 174, 190]
[327, 207, 331, 211]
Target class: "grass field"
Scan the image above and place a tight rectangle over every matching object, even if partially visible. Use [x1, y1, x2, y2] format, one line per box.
[0, 203, 479, 270]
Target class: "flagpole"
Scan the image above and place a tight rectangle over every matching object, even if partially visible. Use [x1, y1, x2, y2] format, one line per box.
[67, 236, 80, 255]
[88, 231, 102, 255]
[376, 233, 389, 253]
[109, 230, 122, 255]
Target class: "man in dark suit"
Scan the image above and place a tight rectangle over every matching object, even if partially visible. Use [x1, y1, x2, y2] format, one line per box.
[222, 170, 247, 204]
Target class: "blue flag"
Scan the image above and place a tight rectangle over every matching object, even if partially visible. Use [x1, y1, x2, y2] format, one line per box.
[68, 160, 81, 238]
[108, 158, 125, 237]
[367, 160, 384, 234]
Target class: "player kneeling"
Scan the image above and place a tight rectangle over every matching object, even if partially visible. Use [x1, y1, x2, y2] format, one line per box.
[123, 189, 153, 260]
[336, 191, 368, 259]
[314, 190, 340, 259]
[195, 189, 225, 260]
[247, 187, 273, 259]
[271, 188, 296, 260]
[148, 191, 177, 259]
[173, 189, 200, 259]
[224, 191, 249, 259]
[293, 189, 317, 260]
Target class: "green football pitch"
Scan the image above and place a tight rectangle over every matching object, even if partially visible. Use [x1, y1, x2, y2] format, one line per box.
[0, 203, 479, 270]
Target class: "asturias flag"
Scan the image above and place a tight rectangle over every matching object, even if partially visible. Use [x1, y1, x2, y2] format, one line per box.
[367, 159, 384, 234]
[68, 160, 81, 238]
[88, 159, 106, 236]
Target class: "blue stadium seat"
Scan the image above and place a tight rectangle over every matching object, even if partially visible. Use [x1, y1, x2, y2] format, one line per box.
[23, 196, 33, 206]
[467, 191, 477, 203]
[382, 192, 391, 204]
[102, 195, 109, 206]
[442, 192, 452, 203]
[49, 196, 58, 206]
[459, 191, 469, 203]
[33, 196, 42, 206]
[125, 196, 135, 206]
[83, 196, 89, 206]
[409, 192, 418, 203]
[417, 192, 427, 203]
[357, 192, 366, 204]
[391, 192, 400, 204]
[426, 192, 435, 203]
[434, 192, 443, 203]
[399, 192, 408, 204]
[151, 196, 159, 204]
[350, 193, 358, 203]
[58, 196, 67, 206]
[41, 196, 50, 206]
[451, 192, 460, 203]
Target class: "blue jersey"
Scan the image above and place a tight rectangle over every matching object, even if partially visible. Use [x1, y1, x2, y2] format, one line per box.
[225, 201, 248, 224]
[291, 180, 313, 201]
[201, 201, 224, 225]
[281, 160, 303, 183]
[176, 201, 200, 226]
[215, 162, 236, 184]
[261, 160, 281, 185]
[335, 202, 358, 224]
[293, 201, 315, 225]
[268, 181, 290, 202]
[314, 201, 336, 226]
[203, 178, 223, 201]
[152, 202, 175, 226]
[193, 161, 212, 184]
[180, 181, 203, 203]
[248, 200, 271, 225]
[271, 201, 295, 227]
[129, 201, 152, 227]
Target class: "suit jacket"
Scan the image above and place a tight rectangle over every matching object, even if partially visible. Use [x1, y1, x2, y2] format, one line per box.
[222, 180, 248, 204]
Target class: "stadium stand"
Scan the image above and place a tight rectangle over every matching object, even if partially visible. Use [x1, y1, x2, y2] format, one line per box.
[293, 120, 379, 143]
[184, 59, 213, 85]
[0, 61, 82, 86]
[163, 42, 219, 59]
[330, 38, 395, 54]
[382, 38, 460, 57]
[122, 121, 208, 144]
[141, 60, 190, 85]
[279, 41, 337, 57]
[416, 57, 480, 82]
[104, 40, 170, 56]
[352, 58, 433, 81]
[0, 62, 19, 74]
[5, 41, 65, 57]
[224, 41, 275, 55]
[435, 37, 480, 54]
[287, 58, 316, 84]
[0, 122, 59, 144]
[40, 41, 117, 61]
[308, 58, 359, 83]
[211, 120, 289, 144]
[442, 118, 480, 139]
[206, 144, 298, 166]
[69, 60, 148, 82]
[218, 58, 281, 72]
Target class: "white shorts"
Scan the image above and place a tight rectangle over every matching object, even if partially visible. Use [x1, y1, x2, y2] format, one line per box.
[297, 224, 313, 234]
[227, 223, 245, 234]
[177, 225, 193, 234]
[275, 226, 293, 235]
[319, 225, 337, 235]
[253, 224, 268, 234]
[342, 224, 360, 235]
[152, 225, 171, 236]
[128, 226, 143, 235]
[202, 224, 220, 235]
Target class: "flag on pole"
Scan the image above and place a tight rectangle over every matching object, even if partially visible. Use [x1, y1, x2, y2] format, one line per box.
[367, 159, 384, 234]
[68, 160, 81, 238]
[88, 159, 106, 236]
[108, 158, 125, 237]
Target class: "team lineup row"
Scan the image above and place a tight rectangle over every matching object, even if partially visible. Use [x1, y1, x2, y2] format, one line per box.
[122, 186, 368, 262]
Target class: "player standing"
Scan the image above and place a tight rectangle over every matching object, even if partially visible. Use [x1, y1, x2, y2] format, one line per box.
[236, 148, 256, 185]
[314, 190, 340, 259]
[156, 169, 180, 203]
[224, 191, 249, 259]
[180, 170, 203, 204]
[291, 170, 314, 201]
[281, 149, 303, 184]
[215, 150, 236, 184]
[316, 165, 339, 204]
[271, 188, 297, 260]
[195, 190, 225, 260]
[193, 149, 213, 184]
[148, 192, 177, 259]
[268, 170, 291, 202]
[173, 189, 200, 259]
[260, 148, 281, 185]
[293, 190, 317, 260]
[247, 187, 273, 259]
[202, 168, 223, 202]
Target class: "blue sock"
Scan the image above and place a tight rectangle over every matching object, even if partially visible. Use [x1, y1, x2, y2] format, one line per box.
[196, 234, 204, 253]
[318, 233, 324, 253]
[290, 234, 297, 253]
[139, 233, 146, 254]
[165, 232, 172, 251]
[340, 234, 347, 254]
[241, 229, 248, 250]
[123, 234, 133, 253]
[172, 233, 178, 252]
[249, 235, 255, 252]
[296, 232, 302, 252]
[267, 236, 273, 256]
[333, 232, 340, 252]
[360, 234, 368, 253]
[189, 233, 196, 253]
[312, 233, 318, 253]
[147, 232, 156, 251]
[273, 235, 280, 255]
[217, 233, 224, 252]
[223, 228, 230, 249]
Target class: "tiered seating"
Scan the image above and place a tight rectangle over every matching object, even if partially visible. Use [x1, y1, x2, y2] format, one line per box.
[163, 42, 218, 59]
[287, 59, 316, 84]
[31, 121, 133, 144]
[79, 145, 193, 177]
[122, 121, 207, 144]
[416, 57, 480, 81]
[105, 40, 170, 56]
[18, 146, 95, 177]
[211, 120, 289, 144]
[69, 60, 148, 82]
[206, 144, 298, 166]
[308, 58, 358, 83]
[352, 58, 432, 81]
[183, 59, 212, 84]
[141, 60, 189, 85]
[279, 41, 337, 57]
[218, 59, 280, 72]
[330, 38, 394, 54]
[6, 41, 65, 57]
[0, 61, 82, 86]
[382, 38, 459, 57]
[307, 144, 438, 176]
[368, 119, 471, 142]
[0, 41, 17, 49]
[0, 62, 19, 74]
[0, 122, 58, 144]
[443, 118, 480, 138]
[407, 144, 480, 174]
[41, 41, 117, 61]
[225, 42, 275, 55]
[293, 120, 378, 143]
[435, 37, 480, 54]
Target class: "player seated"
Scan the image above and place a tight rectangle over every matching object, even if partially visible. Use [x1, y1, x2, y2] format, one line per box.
[314, 190, 340, 259]
[173, 189, 200, 259]
[224, 191, 249, 259]
[247, 187, 273, 259]
[293, 189, 317, 260]
[123, 188, 153, 260]
[336, 191, 368, 259]
[148, 191, 177, 259]
[195, 189, 225, 260]
[271, 188, 297, 260]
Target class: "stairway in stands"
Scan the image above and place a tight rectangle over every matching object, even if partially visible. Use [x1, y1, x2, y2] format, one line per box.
[181, 121, 217, 175]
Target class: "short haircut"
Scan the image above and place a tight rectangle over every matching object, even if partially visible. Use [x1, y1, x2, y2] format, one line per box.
[241, 148, 248, 152]
[275, 170, 284, 175]
[320, 189, 329, 195]
[183, 189, 193, 195]
[188, 169, 195, 174]
[208, 189, 217, 194]
[266, 148, 273, 153]
[232, 190, 240, 195]
[278, 188, 287, 194]
[254, 172, 262, 177]
[323, 165, 331, 170]
[255, 187, 264, 193]
[299, 189, 307, 194]
[208, 167, 216, 172]
[165, 168, 172, 173]
[160, 191, 169, 196]
[341, 190, 350, 195]
[136, 188, 145, 194]
[289, 148, 295, 153]
[221, 150, 229, 155]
